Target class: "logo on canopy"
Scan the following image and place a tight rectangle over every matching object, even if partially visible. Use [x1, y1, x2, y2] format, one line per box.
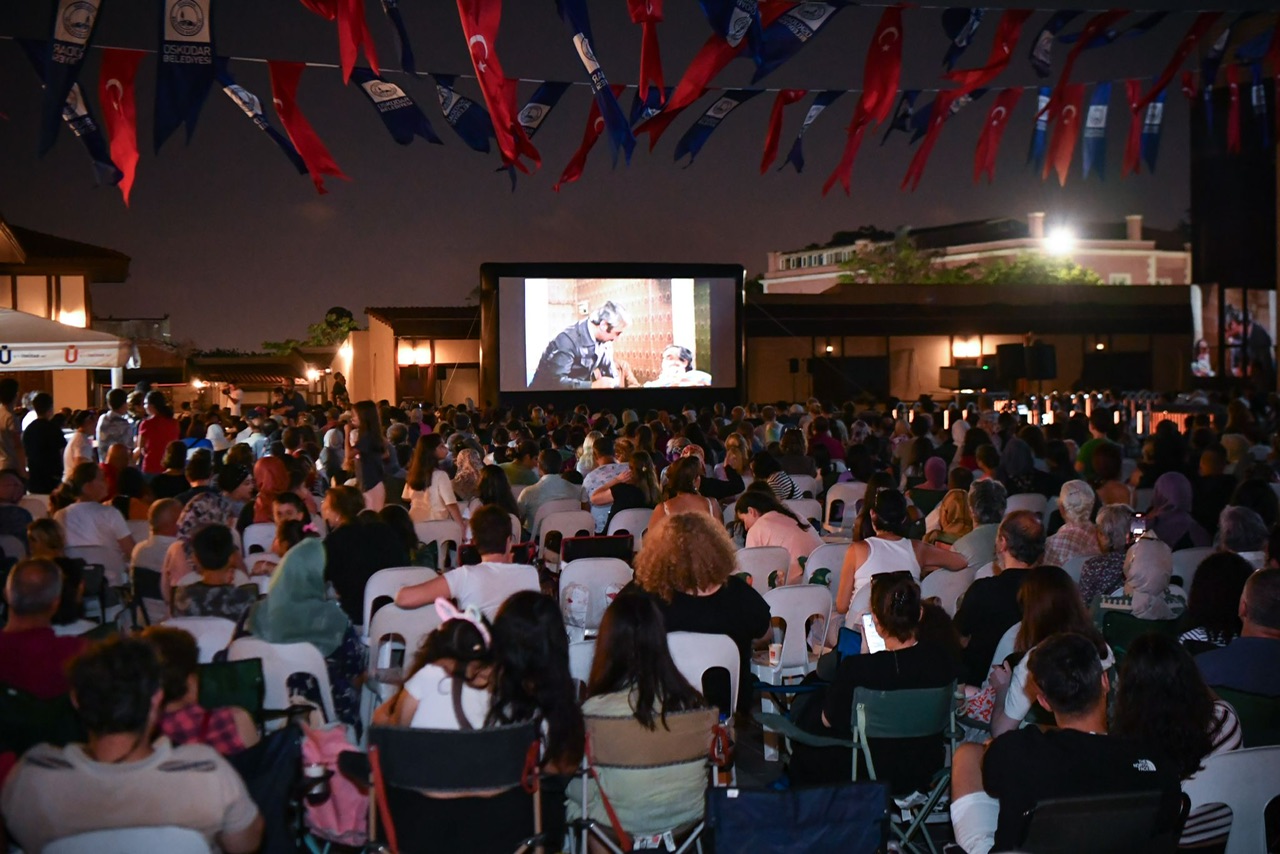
[65, 345, 79, 364]
[0, 346, 10, 366]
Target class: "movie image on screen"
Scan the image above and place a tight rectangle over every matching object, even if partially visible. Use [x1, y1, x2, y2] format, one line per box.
[497, 276, 738, 393]
[1192, 285, 1277, 386]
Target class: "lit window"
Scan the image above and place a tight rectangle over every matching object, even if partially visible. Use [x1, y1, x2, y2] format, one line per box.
[1108, 273, 1133, 285]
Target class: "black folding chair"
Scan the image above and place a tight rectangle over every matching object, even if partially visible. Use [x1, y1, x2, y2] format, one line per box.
[705, 781, 889, 853]
[365, 721, 545, 854]
[126, 567, 165, 627]
[560, 534, 634, 564]
[0, 683, 84, 755]
[1018, 790, 1179, 853]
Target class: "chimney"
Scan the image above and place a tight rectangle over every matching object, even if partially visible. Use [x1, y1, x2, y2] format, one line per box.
[1126, 214, 1143, 241]
[1028, 211, 1045, 240]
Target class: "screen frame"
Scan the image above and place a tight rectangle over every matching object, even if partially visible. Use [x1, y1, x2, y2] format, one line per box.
[479, 262, 746, 409]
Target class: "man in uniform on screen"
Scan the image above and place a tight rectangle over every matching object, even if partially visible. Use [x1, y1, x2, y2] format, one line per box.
[531, 301, 634, 390]
[644, 344, 713, 388]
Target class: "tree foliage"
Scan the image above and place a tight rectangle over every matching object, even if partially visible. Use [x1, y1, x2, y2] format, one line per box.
[262, 306, 361, 354]
[838, 237, 1104, 286]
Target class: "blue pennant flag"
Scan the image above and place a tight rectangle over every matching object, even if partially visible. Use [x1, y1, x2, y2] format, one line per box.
[558, 0, 636, 167]
[752, 2, 847, 83]
[698, 0, 764, 64]
[1029, 11, 1081, 78]
[630, 85, 674, 128]
[19, 37, 120, 185]
[351, 68, 441, 146]
[214, 57, 307, 175]
[881, 90, 920, 145]
[41, 0, 102, 155]
[942, 8, 984, 71]
[1027, 86, 1051, 169]
[782, 89, 843, 172]
[909, 89, 987, 144]
[674, 88, 763, 166]
[1082, 81, 1111, 179]
[1140, 89, 1166, 173]
[431, 73, 494, 153]
[1060, 12, 1166, 49]
[1235, 29, 1274, 64]
[154, 0, 216, 152]
[504, 81, 572, 189]
[381, 0, 416, 75]
[1250, 65, 1269, 148]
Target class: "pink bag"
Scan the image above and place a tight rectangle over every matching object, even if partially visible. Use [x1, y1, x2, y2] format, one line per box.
[301, 723, 368, 846]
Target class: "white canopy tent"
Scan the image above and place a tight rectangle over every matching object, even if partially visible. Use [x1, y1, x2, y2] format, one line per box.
[0, 307, 137, 371]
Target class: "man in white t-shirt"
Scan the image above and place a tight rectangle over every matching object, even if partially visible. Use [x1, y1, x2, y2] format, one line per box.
[223, 382, 243, 417]
[63, 410, 96, 471]
[54, 474, 135, 584]
[395, 504, 538, 621]
[1, 637, 263, 854]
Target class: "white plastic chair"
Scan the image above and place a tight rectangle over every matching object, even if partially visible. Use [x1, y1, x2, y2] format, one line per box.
[920, 565, 977, 617]
[45, 827, 211, 854]
[667, 631, 741, 715]
[1061, 554, 1088, 585]
[245, 553, 279, 595]
[510, 483, 527, 503]
[539, 510, 596, 569]
[1044, 495, 1059, 523]
[789, 474, 821, 499]
[973, 561, 995, 581]
[126, 519, 151, 544]
[989, 621, 1020, 673]
[1133, 488, 1154, 513]
[803, 542, 850, 587]
[824, 482, 866, 533]
[568, 639, 596, 688]
[736, 546, 790, 590]
[66, 544, 129, 587]
[1182, 746, 1280, 854]
[558, 557, 633, 640]
[228, 637, 338, 724]
[0, 533, 26, 561]
[164, 616, 237, 663]
[1004, 493, 1047, 518]
[361, 566, 439, 634]
[752, 585, 833, 761]
[20, 494, 49, 520]
[531, 498, 584, 539]
[722, 502, 737, 527]
[1172, 547, 1215, 590]
[364, 602, 443, 707]
[847, 583, 874, 624]
[782, 498, 823, 526]
[606, 507, 650, 553]
[241, 522, 276, 556]
[413, 520, 464, 570]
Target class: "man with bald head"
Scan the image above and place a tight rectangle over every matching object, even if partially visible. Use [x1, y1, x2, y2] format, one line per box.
[954, 509, 1045, 686]
[1196, 567, 1280, 696]
[0, 558, 86, 698]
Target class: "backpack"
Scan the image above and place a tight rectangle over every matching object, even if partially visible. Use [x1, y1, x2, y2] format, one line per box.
[300, 723, 368, 846]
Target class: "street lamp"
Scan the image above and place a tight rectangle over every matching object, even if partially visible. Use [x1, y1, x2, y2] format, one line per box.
[1044, 226, 1076, 256]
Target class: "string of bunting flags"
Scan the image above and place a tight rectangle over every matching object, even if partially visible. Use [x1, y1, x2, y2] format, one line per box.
[10, 0, 1280, 205]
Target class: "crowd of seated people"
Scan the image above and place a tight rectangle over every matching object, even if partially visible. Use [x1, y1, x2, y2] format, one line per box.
[0, 386, 1279, 852]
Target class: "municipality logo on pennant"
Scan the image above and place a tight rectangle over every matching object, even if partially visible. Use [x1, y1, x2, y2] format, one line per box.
[518, 104, 548, 131]
[56, 0, 97, 44]
[707, 97, 737, 119]
[1086, 105, 1107, 129]
[165, 0, 209, 43]
[573, 34, 601, 75]
[364, 80, 407, 104]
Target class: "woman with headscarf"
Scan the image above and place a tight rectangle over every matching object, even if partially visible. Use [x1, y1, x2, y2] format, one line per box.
[996, 437, 1051, 496]
[906, 456, 948, 517]
[1148, 471, 1210, 551]
[924, 489, 973, 547]
[160, 464, 256, 605]
[1117, 532, 1185, 620]
[1043, 480, 1101, 567]
[249, 456, 289, 525]
[247, 535, 366, 730]
[451, 448, 483, 505]
[1219, 433, 1252, 476]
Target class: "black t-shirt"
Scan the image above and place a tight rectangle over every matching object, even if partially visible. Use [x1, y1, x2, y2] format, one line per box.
[22, 419, 66, 494]
[817, 639, 962, 795]
[983, 727, 1183, 852]
[604, 482, 655, 524]
[648, 576, 770, 713]
[954, 569, 1028, 686]
[149, 472, 191, 500]
[323, 521, 411, 624]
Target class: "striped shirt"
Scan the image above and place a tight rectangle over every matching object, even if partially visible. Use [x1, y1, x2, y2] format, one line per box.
[1179, 699, 1243, 847]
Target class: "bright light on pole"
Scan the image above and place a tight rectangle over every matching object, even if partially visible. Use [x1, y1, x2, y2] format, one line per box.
[1044, 226, 1076, 256]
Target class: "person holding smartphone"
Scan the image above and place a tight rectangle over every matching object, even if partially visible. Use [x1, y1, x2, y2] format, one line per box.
[788, 572, 963, 792]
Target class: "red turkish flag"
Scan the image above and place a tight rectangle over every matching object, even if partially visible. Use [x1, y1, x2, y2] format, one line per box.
[1226, 64, 1241, 154]
[821, 5, 902, 196]
[1043, 10, 1128, 122]
[295, 0, 378, 84]
[268, 61, 350, 195]
[1121, 78, 1143, 177]
[944, 9, 1033, 97]
[1044, 83, 1085, 186]
[639, 2, 793, 146]
[98, 48, 144, 206]
[902, 91, 958, 192]
[760, 88, 806, 173]
[456, 0, 539, 172]
[973, 87, 1022, 184]
[1136, 12, 1222, 112]
[554, 84, 626, 191]
[627, 0, 665, 103]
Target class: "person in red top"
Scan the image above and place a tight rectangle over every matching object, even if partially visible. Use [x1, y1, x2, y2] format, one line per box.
[0, 558, 86, 699]
[807, 416, 844, 464]
[136, 390, 181, 475]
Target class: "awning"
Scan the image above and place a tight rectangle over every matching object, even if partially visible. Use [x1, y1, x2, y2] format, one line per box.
[0, 308, 137, 370]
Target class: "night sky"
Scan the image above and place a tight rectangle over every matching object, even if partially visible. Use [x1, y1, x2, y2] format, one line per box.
[0, 2, 1250, 350]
